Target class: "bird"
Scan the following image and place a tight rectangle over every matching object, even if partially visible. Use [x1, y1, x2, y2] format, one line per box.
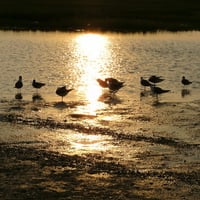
[181, 76, 192, 86]
[151, 85, 170, 97]
[105, 78, 124, 93]
[14, 76, 23, 90]
[32, 79, 45, 90]
[140, 77, 152, 89]
[148, 75, 164, 85]
[56, 86, 73, 101]
[96, 78, 108, 88]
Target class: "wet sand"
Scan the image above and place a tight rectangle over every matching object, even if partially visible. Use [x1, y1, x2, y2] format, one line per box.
[0, 98, 200, 200]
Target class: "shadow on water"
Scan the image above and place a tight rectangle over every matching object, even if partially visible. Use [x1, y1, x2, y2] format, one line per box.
[140, 91, 161, 105]
[151, 100, 170, 107]
[140, 90, 175, 106]
[54, 101, 69, 109]
[53, 101, 86, 110]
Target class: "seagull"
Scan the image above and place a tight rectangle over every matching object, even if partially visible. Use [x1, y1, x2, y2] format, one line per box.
[105, 78, 124, 93]
[15, 76, 23, 90]
[148, 75, 164, 85]
[181, 76, 192, 86]
[96, 78, 108, 88]
[140, 77, 152, 89]
[32, 79, 45, 90]
[56, 86, 73, 102]
[151, 85, 170, 97]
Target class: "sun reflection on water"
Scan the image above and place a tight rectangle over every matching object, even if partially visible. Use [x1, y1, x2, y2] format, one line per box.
[42, 129, 114, 155]
[69, 133, 112, 153]
[75, 33, 108, 60]
[74, 33, 111, 115]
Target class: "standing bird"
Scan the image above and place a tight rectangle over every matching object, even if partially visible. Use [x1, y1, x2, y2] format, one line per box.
[140, 77, 152, 90]
[149, 75, 164, 85]
[151, 85, 170, 98]
[15, 76, 23, 90]
[181, 76, 192, 86]
[105, 78, 124, 93]
[56, 86, 73, 102]
[32, 79, 45, 90]
[96, 78, 108, 88]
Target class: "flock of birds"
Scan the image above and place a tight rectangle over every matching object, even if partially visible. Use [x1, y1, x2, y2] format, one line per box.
[14, 75, 74, 101]
[142, 75, 192, 88]
[140, 75, 169, 95]
[14, 75, 192, 102]
[140, 75, 192, 99]
[98, 75, 192, 99]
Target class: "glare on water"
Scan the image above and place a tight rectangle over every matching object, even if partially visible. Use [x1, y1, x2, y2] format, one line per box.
[73, 33, 111, 115]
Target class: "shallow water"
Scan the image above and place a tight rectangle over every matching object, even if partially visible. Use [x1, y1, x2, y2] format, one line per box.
[0, 31, 200, 199]
[0, 30, 200, 161]
[0, 31, 200, 102]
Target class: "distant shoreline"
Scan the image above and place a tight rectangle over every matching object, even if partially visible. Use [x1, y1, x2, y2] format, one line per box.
[0, 25, 199, 34]
[0, 0, 199, 33]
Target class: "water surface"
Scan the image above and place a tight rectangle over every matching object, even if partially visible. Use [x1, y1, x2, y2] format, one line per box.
[0, 31, 200, 199]
[0, 30, 199, 161]
[0, 31, 199, 102]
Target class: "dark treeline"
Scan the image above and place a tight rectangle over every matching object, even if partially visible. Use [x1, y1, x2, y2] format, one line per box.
[0, 0, 200, 32]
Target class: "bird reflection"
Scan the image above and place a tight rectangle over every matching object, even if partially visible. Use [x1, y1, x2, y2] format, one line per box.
[15, 93, 23, 100]
[32, 93, 44, 102]
[181, 89, 191, 98]
[98, 92, 122, 105]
